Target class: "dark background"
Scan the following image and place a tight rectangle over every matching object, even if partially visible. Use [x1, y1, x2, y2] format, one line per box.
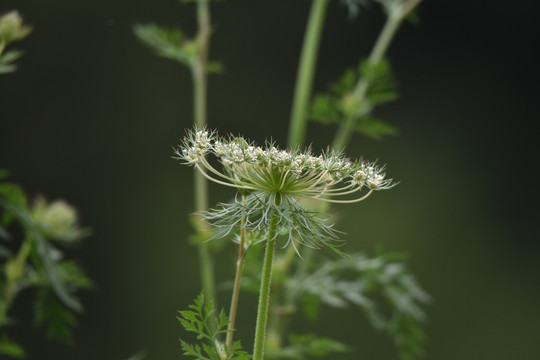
[1, 0, 539, 359]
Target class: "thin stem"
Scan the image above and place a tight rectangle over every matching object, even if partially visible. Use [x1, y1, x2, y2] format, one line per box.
[195, 163, 256, 191]
[333, 0, 422, 150]
[253, 216, 278, 360]
[300, 189, 374, 203]
[0, 237, 32, 322]
[226, 195, 247, 351]
[288, 0, 330, 148]
[192, 0, 215, 306]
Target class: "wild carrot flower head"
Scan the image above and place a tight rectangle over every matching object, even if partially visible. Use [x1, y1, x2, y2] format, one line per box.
[174, 128, 396, 254]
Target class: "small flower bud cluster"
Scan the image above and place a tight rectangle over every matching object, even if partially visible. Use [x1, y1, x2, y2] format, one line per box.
[177, 129, 213, 164]
[352, 163, 394, 190]
[0, 11, 32, 45]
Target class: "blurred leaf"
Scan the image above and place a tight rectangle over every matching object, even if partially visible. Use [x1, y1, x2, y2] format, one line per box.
[134, 23, 193, 65]
[33, 233, 83, 312]
[0, 63, 17, 74]
[57, 261, 93, 290]
[124, 349, 148, 360]
[271, 333, 349, 360]
[361, 59, 398, 106]
[301, 293, 320, 322]
[0, 336, 25, 358]
[309, 59, 398, 139]
[310, 95, 340, 125]
[0, 182, 28, 211]
[34, 287, 77, 343]
[356, 115, 397, 139]
[206, 60, 224, 74]
[0, 50, 23, 63]
[0, 50, 23, 75]
[341, 0, 371, 19]
[287, 252, 430, 360]
[330, 68, 357, 95]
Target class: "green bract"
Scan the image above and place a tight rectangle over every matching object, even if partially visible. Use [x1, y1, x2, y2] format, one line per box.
[175, 128, 395, 254]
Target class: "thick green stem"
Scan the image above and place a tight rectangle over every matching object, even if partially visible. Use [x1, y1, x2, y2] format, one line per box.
[193, 66, 207, 129]
[288, 0, 330, 148]
[226, 196, 247, 351]
[253, 216, 278, 360]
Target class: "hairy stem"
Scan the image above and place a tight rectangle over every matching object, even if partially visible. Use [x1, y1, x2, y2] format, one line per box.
[253, 216, 278, 360]
[333, 0, 422, 150]
[226, 195, 247, 351]
[288, 0, 330, 148]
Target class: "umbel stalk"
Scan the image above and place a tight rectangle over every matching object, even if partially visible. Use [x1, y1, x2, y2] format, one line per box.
[252, 216, 278, 360]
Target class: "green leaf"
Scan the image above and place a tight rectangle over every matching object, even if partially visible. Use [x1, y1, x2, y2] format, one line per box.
[309, 58, 399, 140]
[0, 50, 24, 75]
[124, 349, 148, 360]
[133, 23, 192, 65]
[178, 293, 250, 360]
[310, 95, 340, 125]
[271, 333, 349, 359]
[361, 59, 398, 107]
[330, 68, 357, 95]
[0, 50, 23, 64]
[0, 336, 25, 358]
[57, 261, 93, 290]
[33, 287, 77, 343]
[288, 252, 430, 360]
[356, 115, 398, 139]
[33, 234, 83, 312]
[0, 182, 28, 210]
[206, 61, 224, 74]
[301, 293, 321, 321]
[0, 63, 16, 74]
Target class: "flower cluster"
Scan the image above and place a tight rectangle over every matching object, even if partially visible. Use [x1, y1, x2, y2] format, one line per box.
[174, 127, 396, 253]
[175, 128, 395, 199]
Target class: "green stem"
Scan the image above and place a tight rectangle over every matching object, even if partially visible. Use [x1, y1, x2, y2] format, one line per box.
[226, 195, 247, 351]
[0, 41, 5, 57]
[288, 0, 330, 148]
[0, 238, 32, 322]
[192, 0, 216, 305]
[332, 0, 422, 150]
[253, 216, 278, 360]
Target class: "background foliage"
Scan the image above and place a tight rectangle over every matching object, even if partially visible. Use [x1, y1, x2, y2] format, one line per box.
[0, 0, 539, 359]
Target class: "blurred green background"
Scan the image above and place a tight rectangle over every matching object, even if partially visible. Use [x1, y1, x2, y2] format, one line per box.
[1, 0, 539, 359]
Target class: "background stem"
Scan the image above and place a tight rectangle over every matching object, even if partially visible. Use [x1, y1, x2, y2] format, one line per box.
[288, 0, 330, 148]
[253, 217, 278, 360]
[332, 0, 422, 150]
[192, 0, 216, 305]
[0, 237, 31, 322]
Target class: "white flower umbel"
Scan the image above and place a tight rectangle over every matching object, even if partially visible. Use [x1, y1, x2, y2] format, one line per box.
[175, 127, 395, 254]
